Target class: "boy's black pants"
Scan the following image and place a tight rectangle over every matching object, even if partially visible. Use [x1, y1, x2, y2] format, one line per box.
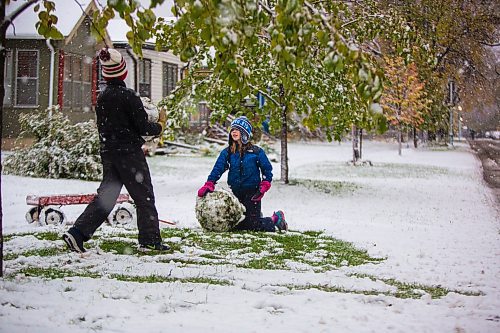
[73, 148, 162, 245]
[232, 188, 275, 232]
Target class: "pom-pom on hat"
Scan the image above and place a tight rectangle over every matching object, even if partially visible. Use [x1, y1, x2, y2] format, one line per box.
[98, 48, 127, 81]
[230, 116, 253, 144]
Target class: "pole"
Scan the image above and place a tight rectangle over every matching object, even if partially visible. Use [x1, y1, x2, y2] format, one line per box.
[458, 113, 461, 141]
[448, 80, 454, 146]
[449, 106, 453, 146]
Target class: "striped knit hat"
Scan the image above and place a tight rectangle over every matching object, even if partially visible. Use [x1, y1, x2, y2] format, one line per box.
[230, 116, 253, 144]
[98, 48, 127, 81]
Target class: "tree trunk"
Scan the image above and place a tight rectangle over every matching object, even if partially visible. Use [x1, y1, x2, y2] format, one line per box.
[398, 125, 402, 156]
[359, 128, 363, 160]
[413, 127, 418, 148]
[1, 0, 46, 278]
[0, 1, 6, 277]
[352, 125, 359, 163]
[280, 103, 288, 184]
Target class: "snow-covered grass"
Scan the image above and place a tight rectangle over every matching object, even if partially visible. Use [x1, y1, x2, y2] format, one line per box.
[1, 140, 499, 332]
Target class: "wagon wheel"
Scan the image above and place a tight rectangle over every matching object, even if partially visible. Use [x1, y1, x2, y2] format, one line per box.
[40, 207, 66, 225]
[113, 206, 133, 226]
[25, 206, 40, 224]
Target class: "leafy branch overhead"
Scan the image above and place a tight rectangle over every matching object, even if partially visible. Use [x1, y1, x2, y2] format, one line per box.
[33, 0, 64, 39]
[26, 0, 440, 140]
[88, 1, 398, 135]
[19, 0, 497, 140]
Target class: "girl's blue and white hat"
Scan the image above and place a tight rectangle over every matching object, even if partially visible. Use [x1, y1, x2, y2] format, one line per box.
[230, 116, 253, 144]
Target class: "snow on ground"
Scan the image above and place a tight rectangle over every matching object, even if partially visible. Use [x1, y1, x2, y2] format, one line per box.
[1, 140, 499, 332]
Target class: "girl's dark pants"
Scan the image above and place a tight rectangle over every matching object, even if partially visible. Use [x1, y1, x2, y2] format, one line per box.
[72, 148, 162, 245]
[232, 188, 275, 232]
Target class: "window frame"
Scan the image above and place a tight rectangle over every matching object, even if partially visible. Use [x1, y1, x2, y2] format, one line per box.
[162, 61, 178, 97]
[14, 49, 39, 108]
[62, 53, 93, 111]
[3, 49, 13, 106]
[138, 58, 152, 98]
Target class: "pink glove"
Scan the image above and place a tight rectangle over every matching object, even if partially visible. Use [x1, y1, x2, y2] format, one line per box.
[198, 181, 215, 197]
[251, 180, 271, 201]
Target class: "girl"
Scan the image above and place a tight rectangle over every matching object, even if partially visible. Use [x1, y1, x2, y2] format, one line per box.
[198, 116, 287, 232]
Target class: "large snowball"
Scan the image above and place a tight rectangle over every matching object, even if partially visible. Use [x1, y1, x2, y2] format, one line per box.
[195, 190, 246, 232]
[141, 97, 159, 141]
[141, 97, 159, 122]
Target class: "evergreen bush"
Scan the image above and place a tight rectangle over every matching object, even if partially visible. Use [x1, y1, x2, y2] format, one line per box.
[2, 106, 102, 181]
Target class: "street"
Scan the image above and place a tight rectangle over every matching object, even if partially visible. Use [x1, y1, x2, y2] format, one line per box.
[469, 139, 500, 203]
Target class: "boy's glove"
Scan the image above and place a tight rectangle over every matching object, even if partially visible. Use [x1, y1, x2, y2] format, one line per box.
[251, 180, 271, 201]
[158, 108, 167, 133]
[198, 181, 215, 197]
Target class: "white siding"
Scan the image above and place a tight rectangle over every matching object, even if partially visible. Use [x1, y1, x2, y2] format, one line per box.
[113, 48, 184, 104]
[117, 49, 136, 90]
[142, 49, 184, 103]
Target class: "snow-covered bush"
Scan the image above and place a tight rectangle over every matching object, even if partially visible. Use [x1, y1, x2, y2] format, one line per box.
[157, 93, 194, 141]
[195, 190, 246, 232]
[2, 106, 102, 181]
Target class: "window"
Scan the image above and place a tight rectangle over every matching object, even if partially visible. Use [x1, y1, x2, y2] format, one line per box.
[190, 101, 210, 126]
[138, 59, 151, 98]
[63, 53, 93, 111]
[162, 62, 178, 96]
[3, 50, 12, 106]
[15, 50, 38, 106]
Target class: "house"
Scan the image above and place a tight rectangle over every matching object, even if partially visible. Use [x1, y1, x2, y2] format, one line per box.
[3, 0, 184, 148]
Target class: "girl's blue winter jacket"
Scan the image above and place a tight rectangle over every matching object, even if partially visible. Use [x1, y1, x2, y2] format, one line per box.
[208, 145, 273, 190]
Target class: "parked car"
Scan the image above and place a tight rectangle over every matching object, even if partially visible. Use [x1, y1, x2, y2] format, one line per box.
[485, 131, 500, 140]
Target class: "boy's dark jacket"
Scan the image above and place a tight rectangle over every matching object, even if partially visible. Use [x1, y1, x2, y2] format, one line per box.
[208, 145, 273, 190]
[96, 79, 162, 152]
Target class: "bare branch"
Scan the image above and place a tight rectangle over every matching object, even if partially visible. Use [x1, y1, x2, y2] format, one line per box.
[1, 0, 39, 32]
[248, 83, 280, 107]
[258, 1, 274, 16]
[480, 41, 500, 47]
[257, 33, 271, 43]
[341, 15, 384, 29]
[361, 42, 382, 56]
[72, 0, 110, 48]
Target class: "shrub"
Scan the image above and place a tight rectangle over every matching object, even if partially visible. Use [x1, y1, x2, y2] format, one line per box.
[2, 106, 102, 181]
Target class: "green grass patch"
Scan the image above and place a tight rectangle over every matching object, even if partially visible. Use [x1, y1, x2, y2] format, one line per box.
[382, 278, 482, 299]
[97, 239, 180, 255]
[284, 280, 481, 299]
[159, 257, 216, 266]
[351, 273, 483, 299]
[4, 228, 383, 272]
[158, 228, 383, 271]
[99, 228, 383, 271]
[5, 246, 66, 260]
[284, 283, 382, 297]
[97, 239, 140, 255]
[17, 266, 100, 279]
[11, 267, 230, 286]
[296, 162, 449, 179]
[2, 230, 484, 300]
[288, 178, 360, 195]
[110, 274, 232, 286]
[4, 231, 60, 242]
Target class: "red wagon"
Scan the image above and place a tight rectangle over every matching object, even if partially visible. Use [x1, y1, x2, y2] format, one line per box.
[25, 193, 134, 226]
